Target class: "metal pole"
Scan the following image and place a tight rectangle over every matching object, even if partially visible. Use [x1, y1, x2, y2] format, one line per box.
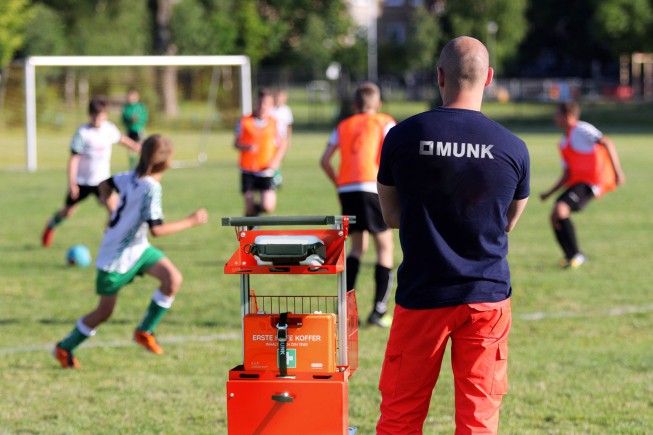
[368, 0, 378, 82]
[24, 59, 37, 172]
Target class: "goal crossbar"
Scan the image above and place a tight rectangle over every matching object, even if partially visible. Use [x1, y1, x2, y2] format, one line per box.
[23, 55, 252, 172]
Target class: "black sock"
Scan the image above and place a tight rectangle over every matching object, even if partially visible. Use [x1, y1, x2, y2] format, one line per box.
[373, 264, 393, 316]
[556, 218, 580, 259]
[346, 256, 360, 291]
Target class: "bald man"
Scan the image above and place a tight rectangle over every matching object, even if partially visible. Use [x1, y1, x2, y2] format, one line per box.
[375, 36, 530, 434]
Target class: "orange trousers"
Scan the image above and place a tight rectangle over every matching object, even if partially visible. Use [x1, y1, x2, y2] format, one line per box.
[377, 299, 511, 435]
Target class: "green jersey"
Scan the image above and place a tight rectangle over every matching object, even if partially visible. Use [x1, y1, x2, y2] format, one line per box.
[122, 102, 148, 134]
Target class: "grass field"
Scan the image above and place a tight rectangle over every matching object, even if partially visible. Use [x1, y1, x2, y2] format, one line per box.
[1, 102, 653, 433]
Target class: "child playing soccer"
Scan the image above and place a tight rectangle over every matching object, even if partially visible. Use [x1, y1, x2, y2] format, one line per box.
[122, 88, 148, 169]
[234, 88, 286, 217]
[320, 82, 396, 327]
[53, 134, 208, 368]
[540, 101, 626, 268]
[42, 95, 141, 247]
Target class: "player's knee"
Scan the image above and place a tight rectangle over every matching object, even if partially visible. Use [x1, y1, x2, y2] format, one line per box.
[168, 269, 183, 294]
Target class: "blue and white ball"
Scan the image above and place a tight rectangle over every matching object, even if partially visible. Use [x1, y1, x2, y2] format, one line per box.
[66, 244, 92, 268]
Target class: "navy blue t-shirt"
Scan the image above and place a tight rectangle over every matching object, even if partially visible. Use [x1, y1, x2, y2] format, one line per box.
[378, 107, 530, 309]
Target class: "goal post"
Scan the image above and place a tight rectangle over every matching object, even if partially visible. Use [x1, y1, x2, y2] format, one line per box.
[23, 55, 252, 172]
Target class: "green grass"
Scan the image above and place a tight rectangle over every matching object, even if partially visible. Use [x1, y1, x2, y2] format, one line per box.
[1, 106, 653, 433]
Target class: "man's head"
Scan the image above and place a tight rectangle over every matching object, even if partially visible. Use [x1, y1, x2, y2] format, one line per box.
[88, 96, 109, 127]
[555, 101, 580, 130]
[437, 36, 492, 107]
[353, 82, 382, 113]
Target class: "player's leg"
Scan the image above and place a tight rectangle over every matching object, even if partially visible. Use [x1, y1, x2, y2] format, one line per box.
[339, 191, 368, 291]
[369, 229, 394, 327]
[552, 184, 593, 267]
[241, 173, 258, 217]
[377, 305, 452, 434]
[42, 186, 91, 247]
[256, 175, 277, 215]
[259, 188, 277, 214]
[551, 200, 576, 261]
[450, 299, 511, 434]
[54, 294, 118, 368]
[346, 231, 367, 291]
[135, 253, 182, 354]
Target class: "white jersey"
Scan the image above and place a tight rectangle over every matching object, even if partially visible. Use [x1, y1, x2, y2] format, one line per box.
[272, 104, 294, 138]
[560, 120, 603, 170]
[96, 171, 164, 273]
[70, 121, 122, 186]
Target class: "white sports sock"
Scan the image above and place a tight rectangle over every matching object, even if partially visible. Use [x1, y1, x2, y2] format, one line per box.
[152, 288, 175, 308]
[76, 318, 97, 337]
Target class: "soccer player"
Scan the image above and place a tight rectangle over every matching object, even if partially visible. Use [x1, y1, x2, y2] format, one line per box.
[271, 88, 294, 188]
[320, 82, 396, 328]
[53, 134, 208, 368]
[41, 96, 141, 247]
[376, 36, 530, 433]
[122, 88, 148, 169]
[540, 101, 626, 268]
[234, 88, 287, 217]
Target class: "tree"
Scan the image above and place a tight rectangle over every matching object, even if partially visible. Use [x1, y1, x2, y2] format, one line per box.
[22, 4, 67, 56]
[443, 0, 528, 75]
[233, 0, 281, 67]
[0, 0, 31, 67]
[261, 0, 352, 68]
[171, 0, 238, 55]
[406, 5, 441, 73]
[592, 0, 653, 56]
[295, 14, 331, 77]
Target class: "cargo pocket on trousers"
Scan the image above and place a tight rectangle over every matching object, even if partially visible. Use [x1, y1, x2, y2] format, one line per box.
[491, 342, 508, 395]
[379, 350, 403, 397]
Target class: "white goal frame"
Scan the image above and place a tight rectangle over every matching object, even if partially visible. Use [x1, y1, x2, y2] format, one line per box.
[23, 55, 252, 172]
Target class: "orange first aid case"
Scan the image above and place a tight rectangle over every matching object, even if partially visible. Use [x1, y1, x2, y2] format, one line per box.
[243, 312, 337, 373]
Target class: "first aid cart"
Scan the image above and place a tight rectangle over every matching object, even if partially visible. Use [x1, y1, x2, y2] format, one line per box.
[222, 216, 358, 434]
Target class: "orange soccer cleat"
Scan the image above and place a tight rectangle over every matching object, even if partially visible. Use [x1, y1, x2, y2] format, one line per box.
[53, 344, 80, 368]
[133, 330, 164, 354]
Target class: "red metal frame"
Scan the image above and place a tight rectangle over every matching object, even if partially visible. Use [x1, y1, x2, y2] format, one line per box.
[221, 216, 357, 434]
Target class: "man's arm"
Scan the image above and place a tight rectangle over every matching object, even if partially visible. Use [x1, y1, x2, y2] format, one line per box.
[505, 197, 529, 232]
[377, 182, 401, 229]
[598, 135, 626, 186]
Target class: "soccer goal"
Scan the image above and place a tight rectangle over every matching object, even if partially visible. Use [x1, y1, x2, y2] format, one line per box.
[19, 55, 252, 172]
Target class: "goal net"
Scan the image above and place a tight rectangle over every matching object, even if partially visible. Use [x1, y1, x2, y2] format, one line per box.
[0, 55, 251, 172]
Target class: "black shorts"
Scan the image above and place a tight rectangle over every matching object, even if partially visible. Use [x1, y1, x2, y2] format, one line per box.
[127, 130, 144, 142]
[339, 191, 388, 234]
[65, 185, 101, 206]
[241, 172, 275, 193]
[556, 183, 595, 212]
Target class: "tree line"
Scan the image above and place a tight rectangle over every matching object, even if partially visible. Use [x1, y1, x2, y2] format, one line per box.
[2, 0, 653, 81]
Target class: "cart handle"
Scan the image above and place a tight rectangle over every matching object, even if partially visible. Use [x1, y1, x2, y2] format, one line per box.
[271, 392, 294, 403]
[221, 215, 355, 227]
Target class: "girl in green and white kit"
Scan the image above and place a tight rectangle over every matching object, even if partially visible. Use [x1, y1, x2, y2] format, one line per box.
[54, 134, 208, 368]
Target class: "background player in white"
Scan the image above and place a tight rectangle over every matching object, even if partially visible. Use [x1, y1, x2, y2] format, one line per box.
[271, 88, 294, 188]
[42, 95, 141, 247]
[53, 134, 208, 368]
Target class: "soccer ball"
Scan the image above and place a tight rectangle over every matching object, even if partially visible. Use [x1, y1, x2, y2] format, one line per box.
[66, 244, 92, 268]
